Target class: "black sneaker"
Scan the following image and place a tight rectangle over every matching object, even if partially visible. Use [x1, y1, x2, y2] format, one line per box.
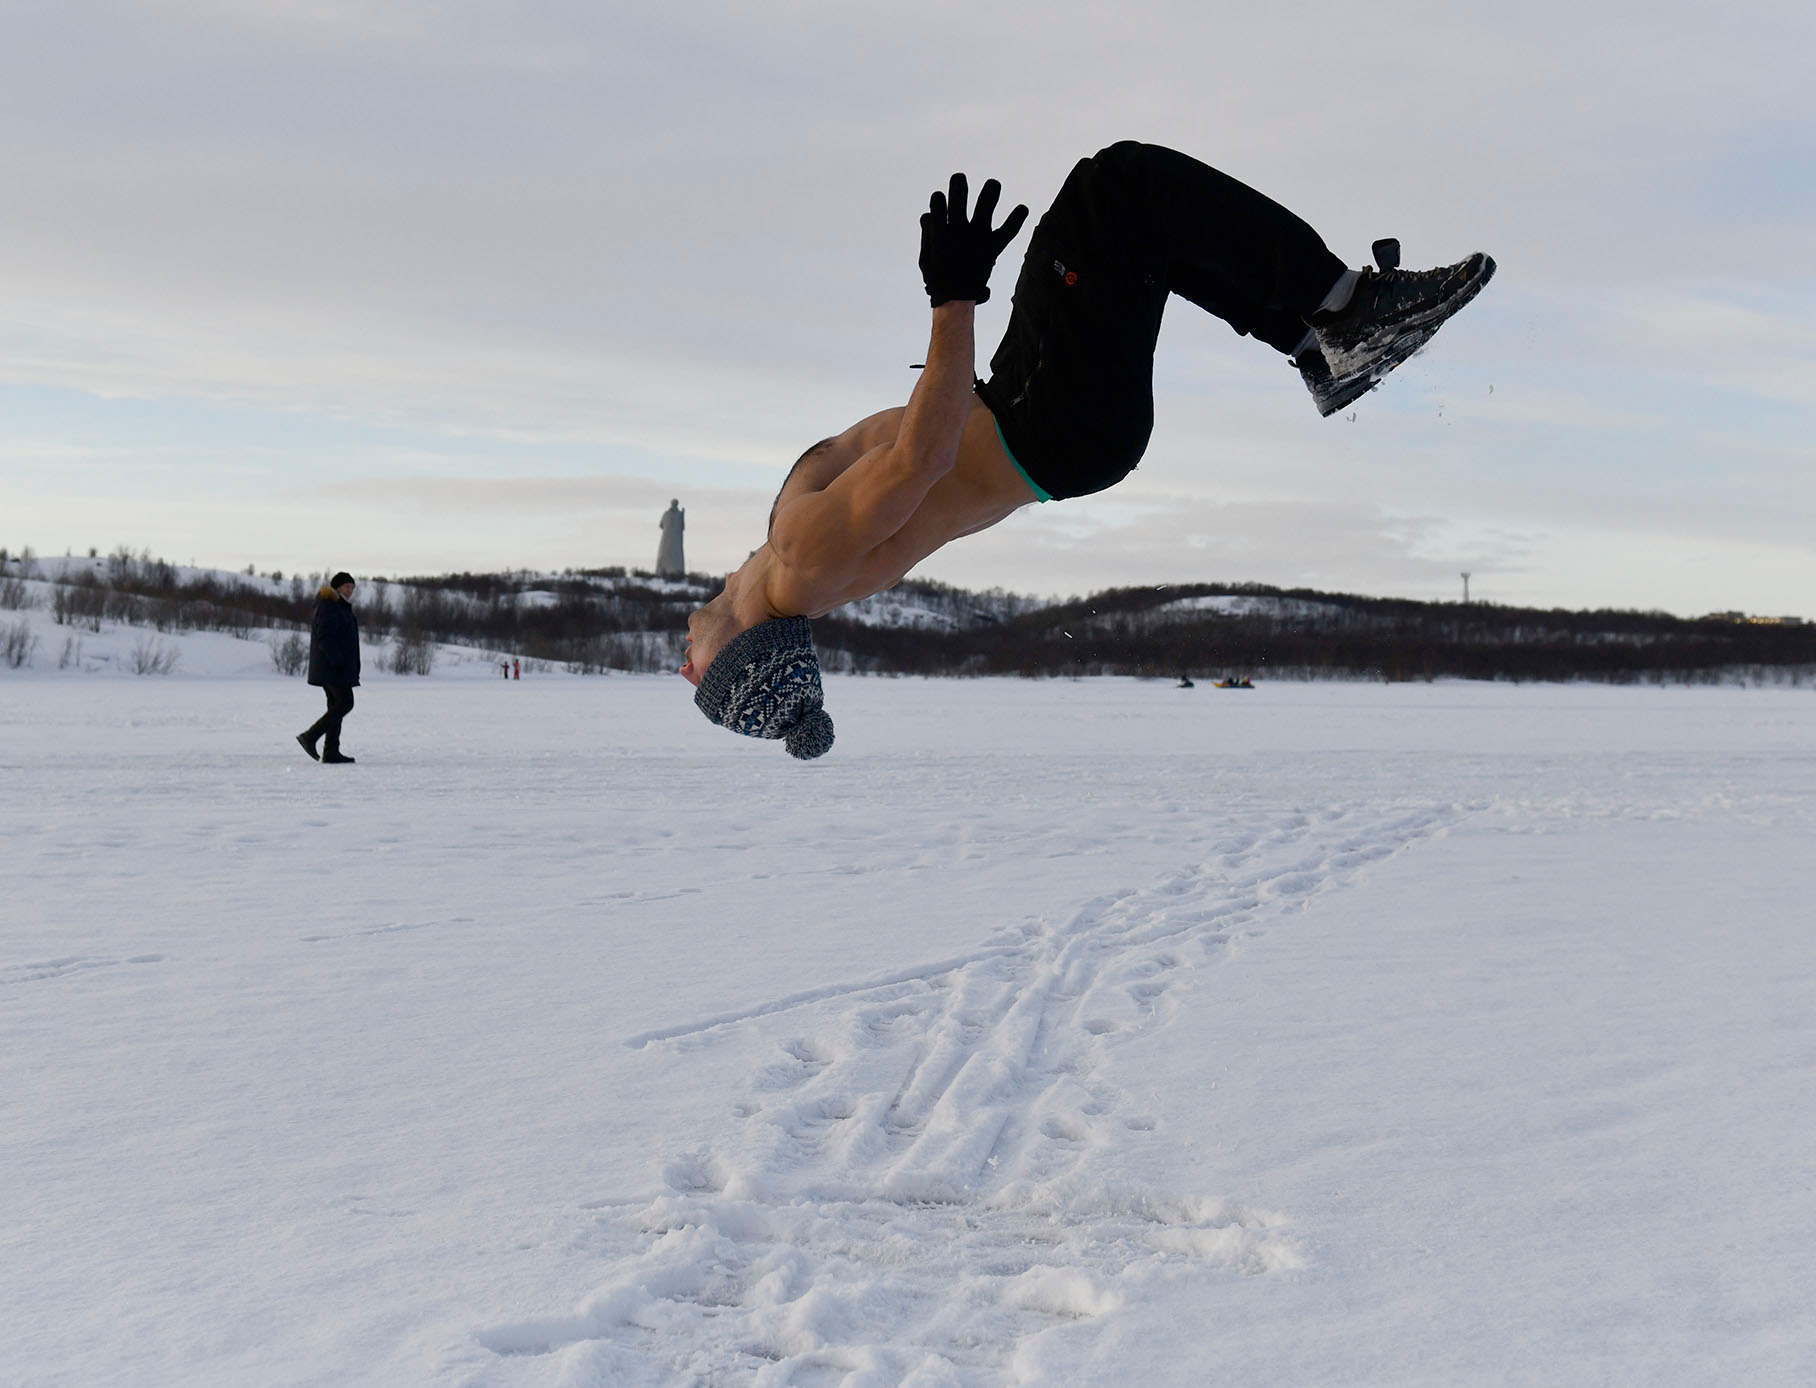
[1307, 251, 1496, 414]
[322, 750, 356, 764]
[297, 732, 321, 761]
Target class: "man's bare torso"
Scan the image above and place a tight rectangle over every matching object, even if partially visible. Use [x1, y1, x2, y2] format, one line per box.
[681, 303, 1033, 687]
[764, 397, 1036, 615]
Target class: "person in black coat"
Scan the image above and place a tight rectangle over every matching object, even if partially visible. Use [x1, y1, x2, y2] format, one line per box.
[298, 571, 361, 763]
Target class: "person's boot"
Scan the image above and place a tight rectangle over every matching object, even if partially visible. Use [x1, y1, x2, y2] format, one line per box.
[296, 732, 321, 761]
[321, 742, 355, 764]
[1303, 242, 1495, 416]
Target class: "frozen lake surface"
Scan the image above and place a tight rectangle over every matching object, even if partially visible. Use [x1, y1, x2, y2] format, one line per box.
[3, 670, 1814, 1386]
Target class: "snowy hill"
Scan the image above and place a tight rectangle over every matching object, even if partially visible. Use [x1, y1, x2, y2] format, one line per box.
[0, 552, 524, 681]
[3, 548, 1811, 684]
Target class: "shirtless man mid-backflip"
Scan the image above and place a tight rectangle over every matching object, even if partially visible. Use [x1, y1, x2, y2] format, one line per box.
[682, 141, 1495, 758]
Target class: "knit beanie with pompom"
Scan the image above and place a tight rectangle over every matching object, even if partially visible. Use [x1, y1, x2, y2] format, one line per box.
[693, 616, 835, 760]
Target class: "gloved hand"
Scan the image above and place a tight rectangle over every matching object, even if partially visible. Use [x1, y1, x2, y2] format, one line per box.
[918, 172, 1029, 307]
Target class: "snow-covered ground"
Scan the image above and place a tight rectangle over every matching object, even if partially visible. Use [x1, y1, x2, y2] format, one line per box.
[3, 670, 1813, 1386]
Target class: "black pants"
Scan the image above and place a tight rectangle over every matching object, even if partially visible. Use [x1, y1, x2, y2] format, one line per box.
[977, 142, 1346, 500]
[303, 685, 355, 754]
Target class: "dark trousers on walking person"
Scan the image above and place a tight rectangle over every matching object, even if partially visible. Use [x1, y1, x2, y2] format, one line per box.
[301, 685, 355, 758]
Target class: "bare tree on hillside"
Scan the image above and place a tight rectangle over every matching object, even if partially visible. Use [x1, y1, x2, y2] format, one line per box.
[2, 617, 37, 669]
[127, 634, 180, 675]
[268, 631, 308, 676]
[388, 632, 435, 675]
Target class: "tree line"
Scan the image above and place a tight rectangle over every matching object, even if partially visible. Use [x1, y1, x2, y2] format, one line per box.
[815, 582, 1816, 684]
[3, 548, 1811, 684]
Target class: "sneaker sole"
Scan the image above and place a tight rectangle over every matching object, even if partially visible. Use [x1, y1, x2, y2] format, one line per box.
[1313, 329, 1436, 415]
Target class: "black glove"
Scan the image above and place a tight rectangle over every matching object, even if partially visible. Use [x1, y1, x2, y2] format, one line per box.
[918, 172, 1029, 307]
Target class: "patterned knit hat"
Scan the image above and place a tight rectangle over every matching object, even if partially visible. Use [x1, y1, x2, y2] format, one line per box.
[693, 616, 835, 760]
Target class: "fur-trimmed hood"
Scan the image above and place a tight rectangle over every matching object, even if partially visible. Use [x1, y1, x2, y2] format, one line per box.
[318, 584, 346, 601]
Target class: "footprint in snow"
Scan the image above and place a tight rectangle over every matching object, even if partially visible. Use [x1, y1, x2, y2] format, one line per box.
[476, 802, 1464, 1379]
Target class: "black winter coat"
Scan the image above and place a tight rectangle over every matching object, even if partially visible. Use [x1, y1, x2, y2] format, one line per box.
[307, 586, 361, 687]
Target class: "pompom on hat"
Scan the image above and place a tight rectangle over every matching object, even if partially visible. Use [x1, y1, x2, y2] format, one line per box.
[693, 616, 835, 760]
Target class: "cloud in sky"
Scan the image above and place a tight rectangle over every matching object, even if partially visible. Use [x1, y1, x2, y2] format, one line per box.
[2, 0, 1812, 614]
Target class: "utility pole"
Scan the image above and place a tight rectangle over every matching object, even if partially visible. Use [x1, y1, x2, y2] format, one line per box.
[1461, 572, 1472, 604]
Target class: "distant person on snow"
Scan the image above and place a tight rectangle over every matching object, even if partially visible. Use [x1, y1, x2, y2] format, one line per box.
[682, 141, 1494, 759]
[297, 571, 360, 764]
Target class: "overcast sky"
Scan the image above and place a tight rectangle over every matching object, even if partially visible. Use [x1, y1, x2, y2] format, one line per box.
[3, 0, 1812, 614]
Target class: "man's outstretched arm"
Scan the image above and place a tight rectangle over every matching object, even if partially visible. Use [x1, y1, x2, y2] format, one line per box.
[770, 300, 977, 578]
[770, 173, 1026, 585]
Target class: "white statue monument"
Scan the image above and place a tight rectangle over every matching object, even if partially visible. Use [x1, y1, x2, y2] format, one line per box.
[656, 499, 685, 577]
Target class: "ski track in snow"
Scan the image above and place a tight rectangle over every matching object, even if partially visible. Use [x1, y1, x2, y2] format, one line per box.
[0, 953, 166, 985]
[472, 802, 1464, 1386]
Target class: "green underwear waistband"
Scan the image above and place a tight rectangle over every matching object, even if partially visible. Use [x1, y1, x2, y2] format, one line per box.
[992, 414, 1051, 503]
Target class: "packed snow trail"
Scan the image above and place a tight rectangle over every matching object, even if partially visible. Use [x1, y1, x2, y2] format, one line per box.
[474, 802, 1462, 1384]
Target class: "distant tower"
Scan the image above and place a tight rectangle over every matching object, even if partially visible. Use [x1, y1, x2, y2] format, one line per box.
[656, 499, 686, 577]
[1461, 572, 1472, 604]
